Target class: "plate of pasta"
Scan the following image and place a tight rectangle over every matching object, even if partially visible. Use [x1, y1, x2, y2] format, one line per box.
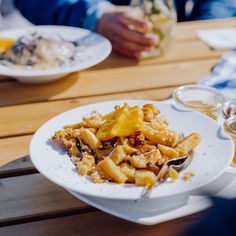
[30, 100, 234, 200]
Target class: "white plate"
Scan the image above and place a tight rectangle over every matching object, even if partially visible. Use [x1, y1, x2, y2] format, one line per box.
[0, 26, 111, 83]
[67, 166, 236, 225]
[30, 100, 234, 200]
[68, 189, 211, 225]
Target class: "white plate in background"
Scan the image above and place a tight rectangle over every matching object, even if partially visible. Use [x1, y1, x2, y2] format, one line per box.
[0, 26, 111, 83]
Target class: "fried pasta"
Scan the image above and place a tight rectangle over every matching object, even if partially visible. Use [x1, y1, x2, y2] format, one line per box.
[52, 103, 201, 188]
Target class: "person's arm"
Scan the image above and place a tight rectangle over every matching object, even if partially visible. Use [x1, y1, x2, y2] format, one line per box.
[14, 0, 158, 59]
[189, 0, 236, 21]
[14, 0, 113, 31]
[185, 197, 236, 236]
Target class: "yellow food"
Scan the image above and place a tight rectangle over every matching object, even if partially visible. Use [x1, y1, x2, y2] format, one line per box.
[121, 137, 138, 154]
[76, 154, 95, 176]
[79, 128, 101, 149]
[52, 103, 201, 188]
[135, 170, 157, 188]
[142, 103, 160, 122]
[96, 103, 143, 141]
[0, 38, 15, 54]
[129, 154, 147, 168]
[91, 172, 104, 183]
[98, 158, 127, 183]
[158, 144, 179, 158]
[175, 133, 201, 156]
[169, 166, 179, 181]
[111, 145, 126, 165]
[120, 163, 135, 183]
[182, 171, 195, 181]
[150, 117, 169, 130]
[81, 154, 95, 167]
[147, 149, 162, 164]
[142, 124, 179, 147]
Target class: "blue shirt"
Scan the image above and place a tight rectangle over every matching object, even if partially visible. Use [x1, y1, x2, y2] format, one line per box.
[14, 0, 118, 31]
[14, 0, 180, 30]
[189, 0, 236, 21]
[14, 0, 236, 30]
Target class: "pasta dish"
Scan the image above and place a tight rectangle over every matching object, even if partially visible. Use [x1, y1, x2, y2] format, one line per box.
[0, 32, 78, 69]
[52, 103, 201, 188]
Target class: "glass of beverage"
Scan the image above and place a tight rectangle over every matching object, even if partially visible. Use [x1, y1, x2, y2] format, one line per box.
[173, 85, 225, 121]
[224, 116, 236, 165]
[222, 99, 236, 119]
[131, 0, 176, 58]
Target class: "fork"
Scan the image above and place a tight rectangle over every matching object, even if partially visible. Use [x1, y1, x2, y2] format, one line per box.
[141, 154, 191, 198]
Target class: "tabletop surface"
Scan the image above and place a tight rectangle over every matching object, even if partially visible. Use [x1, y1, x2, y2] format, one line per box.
[0, 18, 235, 236]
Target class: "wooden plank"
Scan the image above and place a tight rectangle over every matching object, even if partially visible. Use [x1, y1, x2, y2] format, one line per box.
[0, 135, 32, 167]
[94, 41, 225, 70]
[0, 210, 204, 236]
[0, 156, 31, 172]
[0, 86, 176, 138]
[0, 58, 217, 106]
[0, 173, 91, 226]
[176, 18, 236, 41]
[0, 156, 36, 178]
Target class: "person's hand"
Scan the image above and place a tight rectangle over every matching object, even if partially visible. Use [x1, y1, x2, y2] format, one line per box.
[97, 7, 159, 59]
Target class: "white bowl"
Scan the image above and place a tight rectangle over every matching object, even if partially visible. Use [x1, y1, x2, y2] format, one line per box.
[0, 26, 112, 83]
[30, 100, 234, 200]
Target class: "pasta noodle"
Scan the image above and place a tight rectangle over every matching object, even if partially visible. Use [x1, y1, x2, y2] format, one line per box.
[52, 103, 201, 188]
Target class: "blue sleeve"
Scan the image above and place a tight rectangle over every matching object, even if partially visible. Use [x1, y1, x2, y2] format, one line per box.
[189, 0, 236, 21]
[14, 0, 113, 31]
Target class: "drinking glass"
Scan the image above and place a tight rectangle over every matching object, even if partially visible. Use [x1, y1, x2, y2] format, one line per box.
[131, 0, 176, 58]
[173, 85, 225, 121]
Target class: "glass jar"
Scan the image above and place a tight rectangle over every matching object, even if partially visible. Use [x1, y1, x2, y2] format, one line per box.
[131, 0, 176, 58]
[224, 116, 236, 165]
[173, 85, 225, 121]
[222, 99, 236, 119]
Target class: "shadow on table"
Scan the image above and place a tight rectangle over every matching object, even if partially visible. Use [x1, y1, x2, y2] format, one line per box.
[0, 156, 36, 178]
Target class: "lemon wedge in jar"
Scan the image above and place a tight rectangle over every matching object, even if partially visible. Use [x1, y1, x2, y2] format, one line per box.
[0, 38, 15, 54]
[96, 104, 144, 141]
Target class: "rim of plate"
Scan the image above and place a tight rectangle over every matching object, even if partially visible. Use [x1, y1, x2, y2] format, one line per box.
[29, 100, 235, 200]
[0, 25, 112, 77]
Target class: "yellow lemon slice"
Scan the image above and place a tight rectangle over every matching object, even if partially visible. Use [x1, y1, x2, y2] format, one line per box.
[97, 104, 143, 141]
[0, 38, 15, 54]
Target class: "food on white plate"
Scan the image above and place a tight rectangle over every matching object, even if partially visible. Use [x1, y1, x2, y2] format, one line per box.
[52, 103, 201, 188]
[0, 38, 15, 54]
[183, 172, 195, 181]
[0, 32, 80, 69]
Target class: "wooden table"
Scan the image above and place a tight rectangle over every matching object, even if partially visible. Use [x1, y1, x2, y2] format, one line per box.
[0, 18, 235, 236]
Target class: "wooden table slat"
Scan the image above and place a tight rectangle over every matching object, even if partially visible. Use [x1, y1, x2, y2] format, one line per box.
[0, 156, 36, 178]
[0, 210, 204, 236]
[0, 58, 217, 107]
[0, 86, 177, 139]
[176, 18, 236, 41]
[0, 173, 91, 226]
[0, 135, 32, 167]
[89, 41, 224, 70]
